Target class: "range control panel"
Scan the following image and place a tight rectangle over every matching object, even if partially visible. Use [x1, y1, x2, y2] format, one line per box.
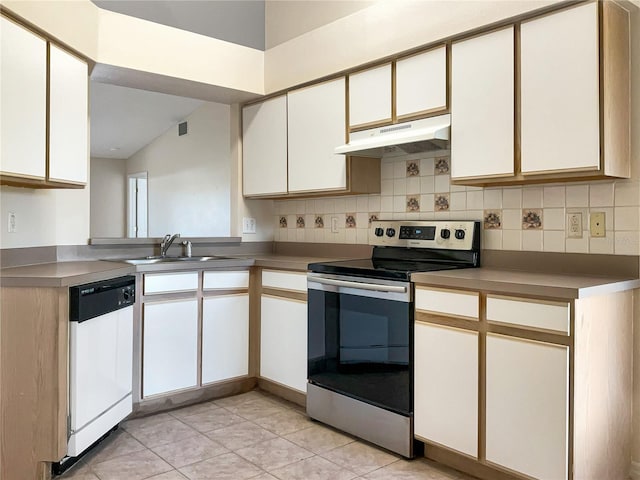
[369, 220, 479, 250]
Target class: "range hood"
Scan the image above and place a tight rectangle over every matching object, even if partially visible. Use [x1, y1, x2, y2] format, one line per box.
[335, 114, 450, 157]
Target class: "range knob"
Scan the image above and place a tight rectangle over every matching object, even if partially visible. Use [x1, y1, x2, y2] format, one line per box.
[440, 228, 451, 239]
[386, 228, 396, 238]
[455, 229, 466, 240]
[123, 289, 130, 301]
[374, 227, 385, 237]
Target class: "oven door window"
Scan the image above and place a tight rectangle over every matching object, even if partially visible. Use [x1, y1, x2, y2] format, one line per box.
[308, 288, 412, 415]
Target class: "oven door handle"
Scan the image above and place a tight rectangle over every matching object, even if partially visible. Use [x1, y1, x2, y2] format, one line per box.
[309, 277, 407, 293]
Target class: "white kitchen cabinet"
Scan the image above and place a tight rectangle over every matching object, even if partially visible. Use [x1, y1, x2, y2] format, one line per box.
[414, 322, 478, 457]
[242, 95, 288, 196]
[260, 295, 308, 393]
[48, 44, 88, 185]
[202, 294, 249, 384]
[0, 16, 47, 180]
[486, 334, 569, 480]
[287, 78, 348, 193]
[142, 299, 198, 397]
[348, 64, 392, 129]
[520, 3, 599, 175]
[396, 47, 447, 119]
[451, 27, 514, 180]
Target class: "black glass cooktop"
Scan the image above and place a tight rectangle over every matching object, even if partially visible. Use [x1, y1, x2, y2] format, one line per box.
[308, 246, 480, 281]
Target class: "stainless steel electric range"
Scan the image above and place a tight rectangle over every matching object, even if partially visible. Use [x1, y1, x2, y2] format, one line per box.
[307, 220, 480, 458]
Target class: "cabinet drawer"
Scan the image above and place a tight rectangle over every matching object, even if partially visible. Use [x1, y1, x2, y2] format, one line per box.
[262, 270, 307, 293]
[144, 272, 199, 294]
[486, 296, 570, 334]
[415, 287, 479, 319]
[203, 271, 249, 290]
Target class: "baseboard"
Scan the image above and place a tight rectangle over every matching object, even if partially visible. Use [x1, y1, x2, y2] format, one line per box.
[629, 461, 640, 480]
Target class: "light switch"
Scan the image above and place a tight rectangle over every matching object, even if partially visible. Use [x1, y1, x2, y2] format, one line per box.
[7, 212, 16, 233]
[242, 217, 256, 234]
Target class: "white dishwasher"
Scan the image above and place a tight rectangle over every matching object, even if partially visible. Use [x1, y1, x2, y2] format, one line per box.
[63, 275, 135, 466]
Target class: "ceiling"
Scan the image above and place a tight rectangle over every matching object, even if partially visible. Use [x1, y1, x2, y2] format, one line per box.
[89, 0, 374, 160]
[90, 82, 204, 159]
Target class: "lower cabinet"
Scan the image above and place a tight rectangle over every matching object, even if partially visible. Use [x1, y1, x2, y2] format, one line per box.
[143, 298, 198, 397]
[485, 334, 569, 480]
[260, 294, 308, 393]
[202, 294, 249, 384]
[139, 269, 250, 400]
[414, 322, 478, 457]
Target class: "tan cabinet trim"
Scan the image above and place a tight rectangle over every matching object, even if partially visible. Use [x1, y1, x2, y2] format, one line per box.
[396, 106, 449, 123]
[261, 289, 307, 302]
[486, 328, 571, 347]
[415, 312, 480, 330]
[141, 293, 198, 304]
[202, 290, 248, 298]
[521, 165, 601, 177]
[415, 308, 479, 322]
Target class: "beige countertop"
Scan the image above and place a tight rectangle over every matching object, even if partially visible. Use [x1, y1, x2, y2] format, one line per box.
[411, 267, 640, 300]
[0, 261, 136, 288]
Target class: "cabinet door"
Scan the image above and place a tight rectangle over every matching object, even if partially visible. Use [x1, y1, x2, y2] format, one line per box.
[287, 78, 347, 193]
[348, 64, 392, 128]
[260, 295, 307, 392]
[486, 334, 569, 480]
[143, 299, 198, 397]
[414, 322, 478, 457]
[520, 3, 599, 174]
[202, 294, 249, 384]
[48, 44, 88, 184]
[242, 96, 288, 196]
[451, 27, 514, 179]
[396, 47, 447, 119]
[0, 16, 46, 179]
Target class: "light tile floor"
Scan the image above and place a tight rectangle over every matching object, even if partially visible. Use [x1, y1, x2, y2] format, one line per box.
[59, 389, 477, 480]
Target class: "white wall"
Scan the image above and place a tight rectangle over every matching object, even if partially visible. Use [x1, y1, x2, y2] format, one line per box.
[0, 180, 90, 248]
[126, 102, 232, 237]
[90, 157, 126, 238]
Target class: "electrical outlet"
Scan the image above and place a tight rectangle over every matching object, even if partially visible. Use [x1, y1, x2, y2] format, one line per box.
[567, 213, 582, 238]
[590, 212, 606, 237]
[331, 216, 339, 233]
[242, 217, 256, 234]
[7, 212, 16, 233]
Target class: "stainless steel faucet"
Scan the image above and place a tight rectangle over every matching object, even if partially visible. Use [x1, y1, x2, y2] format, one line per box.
[182, 240, 192, 258]
[160, 233, 180, 257]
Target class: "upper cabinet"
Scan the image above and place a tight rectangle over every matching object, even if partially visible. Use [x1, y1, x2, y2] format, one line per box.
[0, 16, 47, 182]
[242, 95, 288, 197]
[0, 14, 89, 189]
[48, 44, 89, 185]
[288, 78, 348, 193]
[451, 27, 515, 180]
[348, 46, 448, 131]
[451, 2, 630, 186]
[348, 64, 392, 129]
[396, 46, 447, 120]
[520, 2, 599, 175]
[242, 78, 380, 199]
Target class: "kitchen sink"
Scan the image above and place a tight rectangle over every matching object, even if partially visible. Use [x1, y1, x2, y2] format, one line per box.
[120, 255, 233, 265]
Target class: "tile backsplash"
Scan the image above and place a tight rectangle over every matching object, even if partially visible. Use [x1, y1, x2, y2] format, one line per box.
[274, 150, 640, 255]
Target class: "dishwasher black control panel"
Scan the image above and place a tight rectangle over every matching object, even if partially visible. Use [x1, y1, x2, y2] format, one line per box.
[70, 275, 136, 323]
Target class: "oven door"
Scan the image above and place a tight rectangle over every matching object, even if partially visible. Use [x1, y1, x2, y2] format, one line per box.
[307, 272, 413, 415]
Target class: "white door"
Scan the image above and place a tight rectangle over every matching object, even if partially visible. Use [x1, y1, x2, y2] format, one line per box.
[202, 294, 249, 384]
[414, 322, 478, 457]
[0, 16, 47, 179]
[520, 2, 599, 174]
[287, 78, 347, 193]
[242, 96, 288, 196]
[451, 27, 514, 179]
[486, 334, 569, 480]
[143, 299, 198, 397]
[127, 173, 148, 238]
[348, 64, 392, 128]
[396, 47, 447, 119]
[48, 44, 88, 184]
[260, 295, 308, 392]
